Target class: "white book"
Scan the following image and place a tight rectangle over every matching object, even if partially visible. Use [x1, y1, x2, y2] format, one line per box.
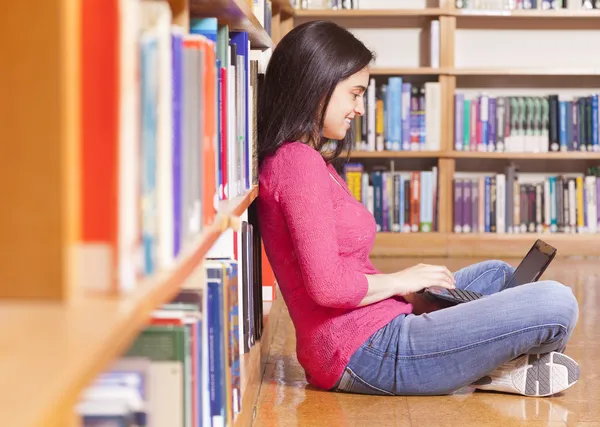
[496, 173, 506, 233]
[430, 20, 440, 69]
[368, 78, 376, 151]
[425, 82, 441, 151]
[585, 176, 598, 233]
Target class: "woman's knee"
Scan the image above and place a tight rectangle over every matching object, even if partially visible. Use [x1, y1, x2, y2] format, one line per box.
[483, 259, 515, 280]
[534, 280, 579, 331]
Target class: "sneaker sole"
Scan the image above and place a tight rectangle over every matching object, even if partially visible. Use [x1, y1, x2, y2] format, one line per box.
[517, 352, 580, 397]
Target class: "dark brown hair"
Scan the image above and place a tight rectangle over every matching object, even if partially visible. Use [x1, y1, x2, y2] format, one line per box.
[257, 20, 375, 164]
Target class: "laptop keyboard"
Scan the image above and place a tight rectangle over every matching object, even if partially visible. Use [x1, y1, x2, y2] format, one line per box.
[446, 288, 483, 302]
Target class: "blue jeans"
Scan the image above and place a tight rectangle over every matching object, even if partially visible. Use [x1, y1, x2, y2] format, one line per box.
[332, 260, 579, 396]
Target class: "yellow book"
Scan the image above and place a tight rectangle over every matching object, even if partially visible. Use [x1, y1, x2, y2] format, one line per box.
[576, 176, 584, 231]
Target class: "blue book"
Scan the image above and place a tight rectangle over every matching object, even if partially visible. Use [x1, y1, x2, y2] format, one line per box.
[559, 100, 568, 151]
[387, 77, 402, 150]
[172, 29, 183, 258]
[592, 94, 598, 152]
[484, 176, 491, 232]
[140, 33, 158, 275]
[205, 263, 226, 427]
[190, 17, 217, 42]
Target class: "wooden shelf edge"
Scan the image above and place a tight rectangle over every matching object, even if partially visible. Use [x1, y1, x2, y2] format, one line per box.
[447, 233, 600, 257]
[451, 151, 600, 160]
[370, 67, 447, 75]
[372, 232, 448, 257]
[349, 150, 445, 158]
[294, 8, 446, 17]
[453, 9, 600, 18]
[370, 232, 600, 258]
[190, 0, 273, 49]
[346, 150, 600, 160]
[452, 67, 600, 76]
[271, 0, 294, 17]
[218, 185, 259, 219]
[0, 187, 259, 427]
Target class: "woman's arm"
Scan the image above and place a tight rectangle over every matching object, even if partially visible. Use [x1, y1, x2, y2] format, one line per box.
[274, 144, 371, 309]
[359, 264, 456, 307]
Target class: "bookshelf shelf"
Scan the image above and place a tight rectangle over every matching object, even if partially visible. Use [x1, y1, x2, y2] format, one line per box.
[349, 150, 446, 159]
[372, 232, 448, 257]
[451, 67, 600, 76]
[370, 67, 448, 75]
[271, 0, 295, 17]
[446, 233, 600, 257]
[451, 151, 600, 160]
[371, 232, 600, 257]
[294, 8, 447, 18]
[453, 9, 600, 19]
[190, 0, 273, 48]
[0, 187, 258, 427]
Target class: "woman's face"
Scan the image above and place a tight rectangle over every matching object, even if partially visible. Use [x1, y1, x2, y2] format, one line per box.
[322, 67, 369, 141]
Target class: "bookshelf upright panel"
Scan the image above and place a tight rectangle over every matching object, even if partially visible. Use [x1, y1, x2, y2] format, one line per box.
[0, 0, 80, 300]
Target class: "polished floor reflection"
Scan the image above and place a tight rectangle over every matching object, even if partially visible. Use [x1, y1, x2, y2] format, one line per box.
[253, 257, 600, 427]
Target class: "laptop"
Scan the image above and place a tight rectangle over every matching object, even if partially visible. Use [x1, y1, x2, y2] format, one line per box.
[422, 239, 558, 305]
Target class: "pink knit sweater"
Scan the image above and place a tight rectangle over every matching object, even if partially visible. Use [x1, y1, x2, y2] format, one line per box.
[257, 141, 414, 390]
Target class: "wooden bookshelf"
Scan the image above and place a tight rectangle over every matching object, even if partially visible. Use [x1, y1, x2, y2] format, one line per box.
[271, 0, 295, 17]
[0, 187, 258, 427]
[287, 5, 600, 258]
[372, 233, 448, 257]
[450, 151, 600, 160]
[446, 233, 600, 257]
[348, 150, 600, 160]
[294, 8, 448, 18]
[370, 67, 449, 75]
[2, 0, 281, 422]
[453, 9, 600, 18]
[451, 67, 600, 76]
[189, 0, 273, 48]
[349, 150, 447, 158]
[370, 232, 600, 258]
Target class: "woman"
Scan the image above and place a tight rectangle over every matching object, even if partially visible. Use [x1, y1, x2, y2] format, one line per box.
[256, 20, 580, 397]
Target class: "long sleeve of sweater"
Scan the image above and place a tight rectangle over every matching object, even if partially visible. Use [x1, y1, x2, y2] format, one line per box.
[274, 144, 369, 309]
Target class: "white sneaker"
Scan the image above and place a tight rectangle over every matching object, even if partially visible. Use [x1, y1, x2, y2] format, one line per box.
[472, 352, 580, 397]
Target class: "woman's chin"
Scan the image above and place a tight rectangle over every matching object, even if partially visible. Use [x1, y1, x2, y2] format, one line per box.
[324, 130, 347, 141]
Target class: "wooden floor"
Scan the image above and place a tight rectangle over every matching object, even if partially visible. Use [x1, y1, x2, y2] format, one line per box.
[253, 256, 600, 427]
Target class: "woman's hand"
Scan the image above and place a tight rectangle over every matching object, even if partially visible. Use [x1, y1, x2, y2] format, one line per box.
[359, 263, 455, 308]
[389, 263, 456, 297]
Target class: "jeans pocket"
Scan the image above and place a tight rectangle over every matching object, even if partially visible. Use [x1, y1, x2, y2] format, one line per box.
[365, 325, 385, 348]
[334, 367, 393, 396]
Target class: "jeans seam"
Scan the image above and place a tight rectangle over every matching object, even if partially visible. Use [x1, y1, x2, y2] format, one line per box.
[361, 323, 569, 360]
[463, 267, 501, 291]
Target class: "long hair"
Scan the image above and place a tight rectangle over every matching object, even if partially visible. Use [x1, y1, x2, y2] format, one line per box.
[257, 20, 375, 164]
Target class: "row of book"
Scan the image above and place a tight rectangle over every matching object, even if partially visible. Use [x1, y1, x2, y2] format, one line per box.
[456, 0, 600, 10]
[337, 78, 442, 153]
[342, 163, 439, 232]
[80, 0, 267, 294]
[292, 0, 360, 8]
[454, 92, 600, 153]
[76, 219, 265, 426]
[454, 166, 600, 234]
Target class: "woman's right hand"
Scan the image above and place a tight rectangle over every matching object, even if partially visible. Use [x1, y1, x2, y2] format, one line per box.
[388, 263, 456, 296]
